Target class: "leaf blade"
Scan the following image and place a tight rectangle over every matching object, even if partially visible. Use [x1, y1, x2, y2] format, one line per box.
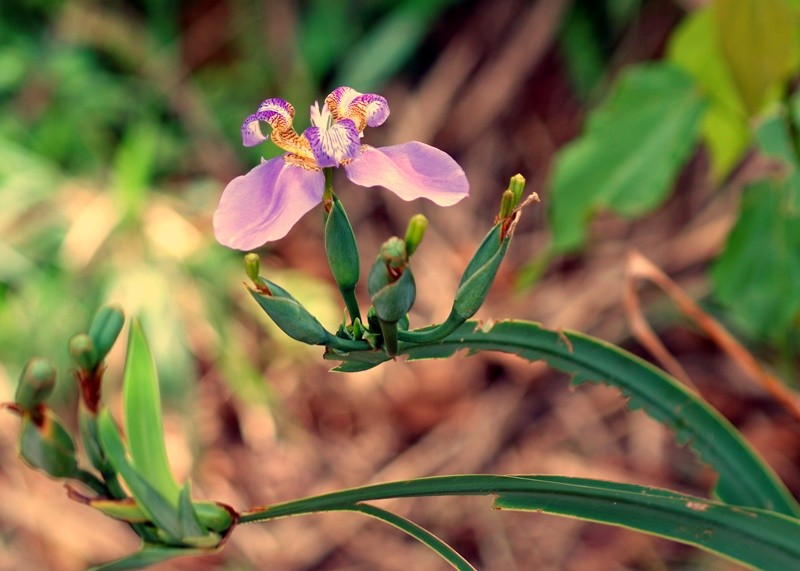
[347, 504, 475, 571]
[242, 474, 800, 570]
[400, 320, 799, 516]
[97, 409, 184, 540]
[122, 318, 181, 506]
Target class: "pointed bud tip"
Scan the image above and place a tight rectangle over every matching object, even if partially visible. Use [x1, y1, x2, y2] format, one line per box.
[404, 214, 428, 257]
[15, 358, 57, 409]
[88, 304, 125, 361]
[244, 252, 261, 284]
[509, 173, 526, 204]
[380, 237, 407, 269]
[499, 189, 515, 218]
[69, 333, 99, 371]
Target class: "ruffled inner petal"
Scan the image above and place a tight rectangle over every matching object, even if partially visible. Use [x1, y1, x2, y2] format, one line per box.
[304, 117, 360, 168]
[325, 87, 390, 133]
[355, 93, 390, 128]
[213, 156, 325, 249]
[241, 98, 295, 147]
[344, 142, 469, 206]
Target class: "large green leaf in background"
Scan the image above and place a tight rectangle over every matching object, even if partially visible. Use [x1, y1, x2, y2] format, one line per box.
[548, 64, 706, 252]
[713, 0, 799, 116]
[712, 113, 800, 339]
[667, 7, 749, 183]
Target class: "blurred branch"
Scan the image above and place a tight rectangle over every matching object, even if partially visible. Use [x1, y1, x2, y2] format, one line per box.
[448, 0, 572, 147]
[625, 250, 800, 423]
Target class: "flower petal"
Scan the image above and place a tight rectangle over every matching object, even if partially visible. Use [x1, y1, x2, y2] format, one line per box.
[213, 156, 324, 249]
[326, 87, 389, 132]
[304, 117, 360, 168]
[344, 142, 469, 206]
[241, 98, 295, 147]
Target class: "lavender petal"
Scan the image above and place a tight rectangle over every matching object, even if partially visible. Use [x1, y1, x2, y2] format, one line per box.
[325, 87, 389, 131]
[344, 142, 469, 206]
[304, 118, 360, 168]
[213, 156, 324, 249]
[241, 98, 295, 147]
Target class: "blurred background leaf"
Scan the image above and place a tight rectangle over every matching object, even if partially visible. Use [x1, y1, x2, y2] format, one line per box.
[548, 64, 706, 252]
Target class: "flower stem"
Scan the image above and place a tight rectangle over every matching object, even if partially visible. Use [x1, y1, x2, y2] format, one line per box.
[323, 168, 334, 211]
[378, 318, 399, 357]
[397, 313, 464, 345]
[74, 468, 109, 496]
[340, 286, 362, 324]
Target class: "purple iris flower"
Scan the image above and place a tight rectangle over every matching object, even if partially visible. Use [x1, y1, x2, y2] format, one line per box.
[213, 87, 469, 250]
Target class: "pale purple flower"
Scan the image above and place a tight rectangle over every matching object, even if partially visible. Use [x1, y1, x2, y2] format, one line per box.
[214, 87, 469, 249]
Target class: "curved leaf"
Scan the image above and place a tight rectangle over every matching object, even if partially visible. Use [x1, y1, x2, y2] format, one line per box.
[347, 504, 475, 571]
[398, 320, 799, 516]
[240, 474, 800, 570]
[97, 410, 183, 540]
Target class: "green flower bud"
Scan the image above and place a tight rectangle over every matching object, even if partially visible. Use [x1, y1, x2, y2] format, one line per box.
[249, 278, 332, 345]
[498, 189, 515, 219]
[380, 237, 407, 269]
[244, 253, 261, 285]
[451, 224, 509, 321]
[193, 501, 235, 533]
[368, 252, 416, 357]
[324, 195, 360, 290]
[509, 173, 526, 205]
[404, 214, 428, 257]
[69, 333, 99, 371]
[14, 358, 56, 411]
[88, 304, 125, 363]
[368, 257, 416, 323]
[18, 409, 78, 478]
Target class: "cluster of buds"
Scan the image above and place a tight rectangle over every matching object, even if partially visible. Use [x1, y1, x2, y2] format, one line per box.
[5, 306, 236, 569]
[244, 174, 537, 368]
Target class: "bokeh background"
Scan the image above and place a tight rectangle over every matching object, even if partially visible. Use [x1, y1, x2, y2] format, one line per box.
[1, 0, 798, 569]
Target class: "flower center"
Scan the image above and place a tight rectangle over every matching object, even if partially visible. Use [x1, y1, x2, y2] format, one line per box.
[304, 102, 360, 168]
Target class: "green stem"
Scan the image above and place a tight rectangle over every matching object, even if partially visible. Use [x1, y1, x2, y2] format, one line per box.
[378, 318, 399, 357]
[397, 313, 464, 345]
[238, 475, 520, 523]
[340, 286, 361, 325]
[74, 468, 109, 496]
[323, 168, 334, 205]
[324, 333, 372, 353]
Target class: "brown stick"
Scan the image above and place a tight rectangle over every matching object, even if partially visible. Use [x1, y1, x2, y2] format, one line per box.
[624, 249, 800, 422]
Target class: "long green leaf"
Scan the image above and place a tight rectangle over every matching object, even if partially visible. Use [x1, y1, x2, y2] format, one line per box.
[97, 410, 184, 540]
[398, 320, 799, 516]
[239, 474, 800, 570]
[346, 504, 475, 571]
[122, 319, 181, 506]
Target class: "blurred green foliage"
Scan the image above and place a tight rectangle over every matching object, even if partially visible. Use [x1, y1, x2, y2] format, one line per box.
[0, 0, 469, 406]
[549, 0, 800, 361]
[4, 0, 800, 404]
